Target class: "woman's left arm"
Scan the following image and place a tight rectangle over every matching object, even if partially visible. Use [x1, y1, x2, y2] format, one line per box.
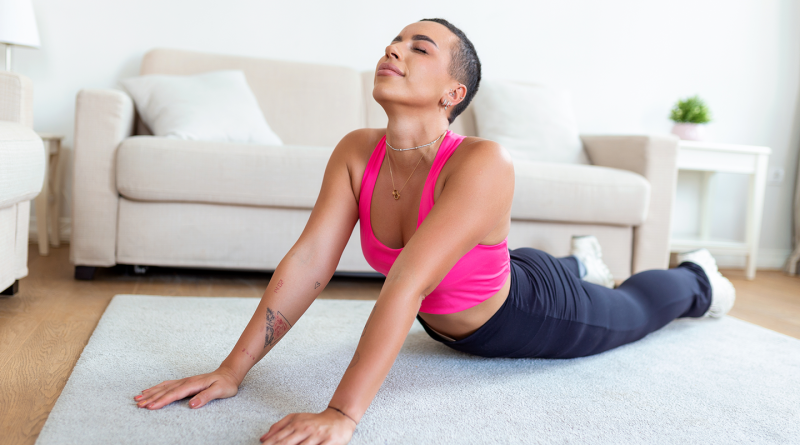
[260, 140, 514, 445]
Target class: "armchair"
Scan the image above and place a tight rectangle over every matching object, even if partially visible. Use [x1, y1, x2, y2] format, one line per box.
[0, 71, 45, 295]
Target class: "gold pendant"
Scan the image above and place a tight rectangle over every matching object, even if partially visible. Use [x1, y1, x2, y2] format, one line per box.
[392, 190, 400, 200]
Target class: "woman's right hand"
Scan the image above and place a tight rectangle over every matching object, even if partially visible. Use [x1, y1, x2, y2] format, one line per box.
[134, 367, 241, 410]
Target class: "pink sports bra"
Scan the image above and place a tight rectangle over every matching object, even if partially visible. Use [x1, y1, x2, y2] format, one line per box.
[358, 130, 511, 314]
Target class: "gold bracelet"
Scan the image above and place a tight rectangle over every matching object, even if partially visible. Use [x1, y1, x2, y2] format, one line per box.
[326, 405, 358, 426]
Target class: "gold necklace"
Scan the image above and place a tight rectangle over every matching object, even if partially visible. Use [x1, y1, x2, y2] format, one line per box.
[385, 148, 426, 200]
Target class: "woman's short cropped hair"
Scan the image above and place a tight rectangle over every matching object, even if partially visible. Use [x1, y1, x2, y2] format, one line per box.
[420, 18, 482, 124]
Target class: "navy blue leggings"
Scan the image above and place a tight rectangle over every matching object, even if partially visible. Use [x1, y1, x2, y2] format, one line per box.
[416, 247, 712, 359]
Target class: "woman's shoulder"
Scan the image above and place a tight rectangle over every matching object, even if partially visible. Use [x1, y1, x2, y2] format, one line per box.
[435, 134, 514, 201]
[335, 128, 386, 203]
[450, 135, 513, 170]
[336, 128, 385, 157]
[458, 134, 504, 150]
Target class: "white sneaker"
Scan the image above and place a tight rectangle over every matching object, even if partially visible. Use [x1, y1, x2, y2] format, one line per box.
[676, 248, 736, 318]
[570, 235, 615, 288]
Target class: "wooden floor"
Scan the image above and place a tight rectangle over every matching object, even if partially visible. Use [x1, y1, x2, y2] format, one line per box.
[2, 245, 799, 445]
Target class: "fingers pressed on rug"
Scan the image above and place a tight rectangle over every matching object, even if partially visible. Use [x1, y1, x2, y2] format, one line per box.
[260, 411, 355, 445]
[134, 371, 241, 410]
[138, 385, 193, 409]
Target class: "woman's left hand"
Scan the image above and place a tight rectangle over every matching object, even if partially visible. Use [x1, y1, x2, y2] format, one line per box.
[260, 409, 356, 444]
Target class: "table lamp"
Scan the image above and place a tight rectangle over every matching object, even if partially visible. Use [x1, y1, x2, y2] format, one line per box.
[0, 0, 40, 71]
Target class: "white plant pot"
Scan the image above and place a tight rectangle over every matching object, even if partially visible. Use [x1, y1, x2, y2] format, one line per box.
[671, 123, 706, 141]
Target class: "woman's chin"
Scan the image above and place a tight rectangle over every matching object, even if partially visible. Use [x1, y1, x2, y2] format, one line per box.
[372, 84, 430, 111]
[372, 84, 400, 105]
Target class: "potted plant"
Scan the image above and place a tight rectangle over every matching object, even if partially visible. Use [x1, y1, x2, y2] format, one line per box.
[669, 95, 712, 141]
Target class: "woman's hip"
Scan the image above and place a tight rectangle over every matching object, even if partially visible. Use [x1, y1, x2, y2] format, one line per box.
[416, 259, 547, 358]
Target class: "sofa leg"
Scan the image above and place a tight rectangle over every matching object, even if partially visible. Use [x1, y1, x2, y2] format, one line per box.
[1, 280, 19, 296]
[75, 266, 97, 281]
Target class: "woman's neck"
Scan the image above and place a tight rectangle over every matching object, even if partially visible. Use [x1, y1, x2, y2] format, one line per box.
[384, 109, 449, 165]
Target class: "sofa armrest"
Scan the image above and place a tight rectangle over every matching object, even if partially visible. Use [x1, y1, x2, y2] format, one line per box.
[581, 134, 679, 274]
[0, 72, 34, 128]
[70, 89, 135, 267]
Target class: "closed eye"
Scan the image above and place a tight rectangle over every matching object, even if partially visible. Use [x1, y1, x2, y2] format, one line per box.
[414, 47, 428, 54]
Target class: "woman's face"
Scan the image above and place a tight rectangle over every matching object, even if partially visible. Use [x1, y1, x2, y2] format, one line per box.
[372, 21, 460, 112]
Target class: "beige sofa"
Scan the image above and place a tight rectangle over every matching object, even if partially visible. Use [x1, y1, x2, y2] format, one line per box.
[71, 48, 678, 281]
[0, 72, 45, 295]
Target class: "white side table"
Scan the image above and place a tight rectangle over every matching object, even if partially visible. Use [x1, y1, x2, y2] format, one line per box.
[33, 133, 64, 256]
[669, 140, 771, 280]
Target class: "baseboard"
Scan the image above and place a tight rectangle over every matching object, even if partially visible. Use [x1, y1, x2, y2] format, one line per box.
[28, 217, 71, 244]
[713, 248, 792, 270]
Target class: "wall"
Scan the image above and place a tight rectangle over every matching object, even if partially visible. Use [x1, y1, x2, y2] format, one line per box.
[15, 0, 800, 268]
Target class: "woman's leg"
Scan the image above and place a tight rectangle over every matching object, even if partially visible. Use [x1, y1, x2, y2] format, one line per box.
[506, 247, 712, 358]
[418, 247, 712, 359]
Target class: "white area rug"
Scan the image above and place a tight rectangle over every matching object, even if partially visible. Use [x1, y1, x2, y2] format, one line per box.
[37, 295, 800, 444]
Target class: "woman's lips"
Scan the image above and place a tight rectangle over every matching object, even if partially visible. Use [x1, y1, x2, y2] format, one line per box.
[377, 63, 404, 77]
[377, 69, 403, 76]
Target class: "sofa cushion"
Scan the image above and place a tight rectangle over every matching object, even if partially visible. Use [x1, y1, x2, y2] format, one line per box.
[116, 136, 330, 209]
[117, 137, 650, 226]
[0, 122, 44, 208]
[139, 49, 364, 148]
[120, 70, 283, 145]
[473, 80, 589, 165]
[511, 160, 650, 226]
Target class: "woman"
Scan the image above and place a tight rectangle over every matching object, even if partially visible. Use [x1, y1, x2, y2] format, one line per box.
[133, 18, 735, 445]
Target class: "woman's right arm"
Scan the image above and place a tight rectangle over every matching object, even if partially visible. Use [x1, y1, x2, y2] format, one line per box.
[134, 129, 370, 410]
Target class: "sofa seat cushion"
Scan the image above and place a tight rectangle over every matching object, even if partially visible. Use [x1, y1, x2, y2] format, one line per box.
[511, 160, 650, 226]
[116, 136, 330, 209]
[0, 122, 45, 208]
[117, 137, 650, 226]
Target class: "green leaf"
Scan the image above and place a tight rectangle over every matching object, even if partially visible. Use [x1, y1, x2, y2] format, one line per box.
[669, 95, 711, 123]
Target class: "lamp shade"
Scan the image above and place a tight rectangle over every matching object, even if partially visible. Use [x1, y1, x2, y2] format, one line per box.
[0, 0, 40, 48]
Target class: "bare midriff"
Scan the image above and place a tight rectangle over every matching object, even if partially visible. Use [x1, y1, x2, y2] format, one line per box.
[417, 270, 511, 341]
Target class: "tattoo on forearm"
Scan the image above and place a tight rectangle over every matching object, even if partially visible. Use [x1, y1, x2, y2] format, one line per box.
[265, 307, 292, 348]
[273, 279, 283, 293]
[241, 347, 257, 361]
[347, 351, 360, 369]
[314, 281, 320, 289]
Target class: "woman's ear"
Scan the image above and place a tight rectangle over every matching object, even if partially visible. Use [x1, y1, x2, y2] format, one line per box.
[440, 84, 468, 112]
[449, 84, 468, 108]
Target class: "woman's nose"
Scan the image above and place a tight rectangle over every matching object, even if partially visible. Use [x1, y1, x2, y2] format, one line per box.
[384, 44, 401, 60]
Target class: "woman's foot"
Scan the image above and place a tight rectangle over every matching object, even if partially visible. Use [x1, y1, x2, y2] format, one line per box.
[570, 235, 615, 288]
[676, 248, 736, 318]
